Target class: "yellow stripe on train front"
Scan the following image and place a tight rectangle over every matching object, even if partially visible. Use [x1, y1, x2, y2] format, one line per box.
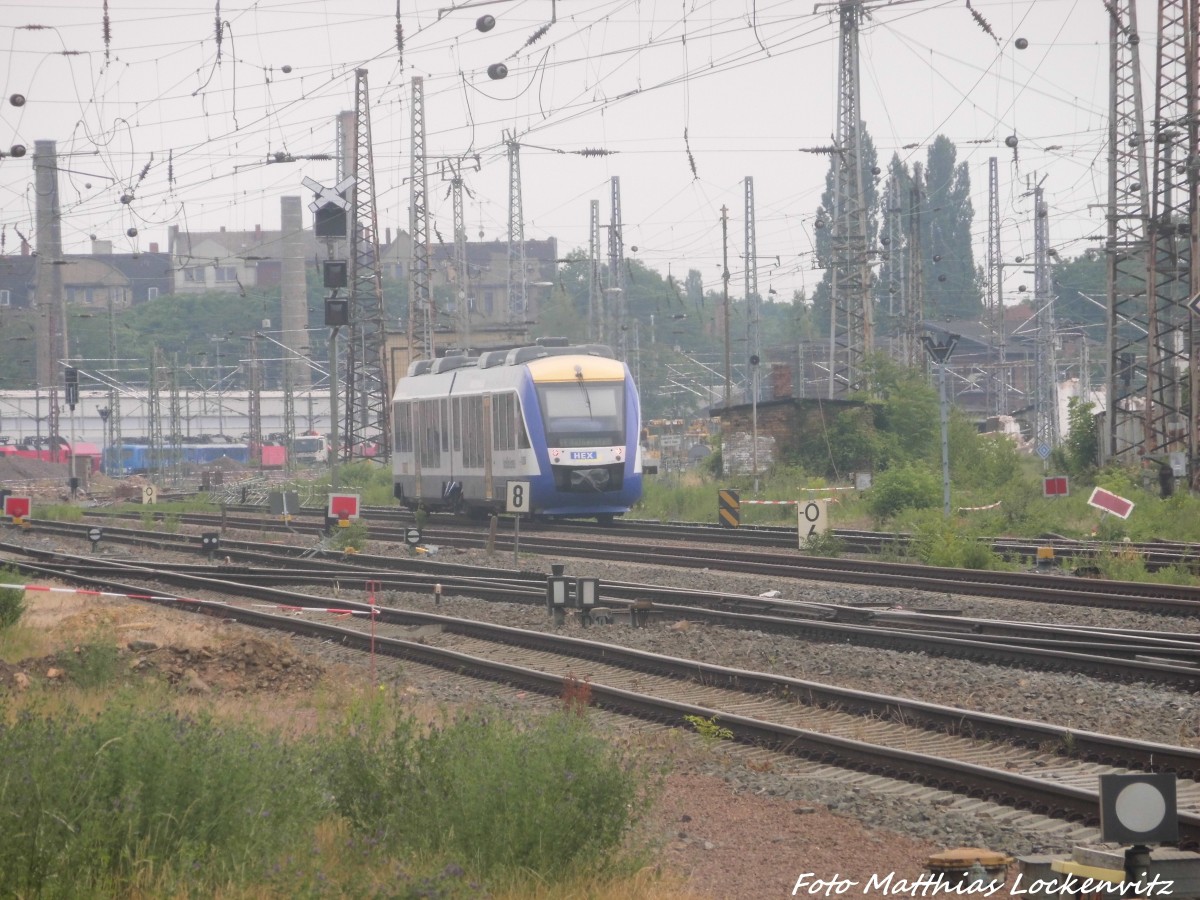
[526, 356, 626, 382]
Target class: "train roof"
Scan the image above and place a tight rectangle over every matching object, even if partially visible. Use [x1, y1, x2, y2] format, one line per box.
[394, 343, 626, 400]
[405, 343, 615, 378]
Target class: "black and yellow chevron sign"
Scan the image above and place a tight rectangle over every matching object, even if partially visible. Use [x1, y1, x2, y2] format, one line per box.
[718, 489, 740, 528]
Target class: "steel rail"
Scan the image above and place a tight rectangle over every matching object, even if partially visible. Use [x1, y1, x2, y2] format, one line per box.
[4, 555, 1200, 847]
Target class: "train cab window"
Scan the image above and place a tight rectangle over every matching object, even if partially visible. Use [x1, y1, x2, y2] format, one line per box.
[536, 381, 624, 448]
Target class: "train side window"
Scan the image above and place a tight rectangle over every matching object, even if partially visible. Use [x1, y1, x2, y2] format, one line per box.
[452, 398, 462, 453]
[440, 399, 450, 452]
[395, 402, 413, 453]
[463, 395, 483, 467]
[492, 393, 508, 451]
[417, 399, 441, 467]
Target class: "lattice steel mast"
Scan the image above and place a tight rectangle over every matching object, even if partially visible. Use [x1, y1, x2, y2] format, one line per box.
[608, 176, 626, 359]
[1141, 0, 1197, 462]
[505, 130, 526, 326]
[589, 199, 602, 344]
[247, 334, 263, 469]
[408, 76, 432, 360]
[823, 1, 874, 397]
[343, 68, 389, 459]
[987, 157, 1008, 415]
[1105, 1, 1152, 460]
[148, 350, 163, 474]
[444, 159, 471, 347]
[744, 176, 759, 378]
[32, 140, 66, 451]
[1031, 180, 1059, 447]
[168, 357, 182, 483]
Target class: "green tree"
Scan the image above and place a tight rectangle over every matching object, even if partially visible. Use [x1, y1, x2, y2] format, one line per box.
[1052, 397, 1098, 476]
[922, 135, 981, 320]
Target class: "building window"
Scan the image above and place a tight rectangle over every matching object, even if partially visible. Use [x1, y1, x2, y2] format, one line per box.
[67, 287, 98, 305]
[0, 289, 9, 307]
[183, 267, 204, 283]
[147, 286, 159, 301]
[214, 266, 238, 283]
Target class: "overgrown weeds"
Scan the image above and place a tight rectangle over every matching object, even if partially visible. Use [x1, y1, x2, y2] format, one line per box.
[0, 678, 666, 898]
[322, 695, 660, 883]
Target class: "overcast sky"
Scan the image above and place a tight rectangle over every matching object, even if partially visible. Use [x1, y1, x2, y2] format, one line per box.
[0, 0, 1153, 306]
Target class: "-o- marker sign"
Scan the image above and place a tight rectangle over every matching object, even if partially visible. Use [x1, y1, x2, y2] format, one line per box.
[1099, 773, 1178, 844]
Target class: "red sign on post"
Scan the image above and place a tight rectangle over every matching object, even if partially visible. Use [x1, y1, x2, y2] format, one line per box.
[3, 495, 31, 520]
[327, 493, 360, 521]
[1087, 487, 1134, 520]
[1043, 476, 1069, 497]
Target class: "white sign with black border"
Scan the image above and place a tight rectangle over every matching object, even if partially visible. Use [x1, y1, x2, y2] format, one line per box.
[797, 499, 829, 547]
[506, 481, 531, 514]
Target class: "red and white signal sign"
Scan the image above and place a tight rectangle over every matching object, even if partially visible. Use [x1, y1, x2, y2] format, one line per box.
[1087, 486, 1134, 520]
[327, 493, 361, 521]
[1043, 476, 1069, 497]
[3, 495, 31, 520]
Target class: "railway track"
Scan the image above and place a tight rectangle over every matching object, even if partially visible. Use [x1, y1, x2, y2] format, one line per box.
[216, 502, 1200, 570]
[66, 510, 1200, 619]
[8, 519, 1200, 690]
[4, 548, 1200, 848]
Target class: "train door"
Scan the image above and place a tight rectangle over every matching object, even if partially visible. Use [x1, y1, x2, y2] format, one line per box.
[482, 393, 494, 501]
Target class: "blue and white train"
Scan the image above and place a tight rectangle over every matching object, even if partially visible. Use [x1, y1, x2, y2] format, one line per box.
[392, 341, 644, 522]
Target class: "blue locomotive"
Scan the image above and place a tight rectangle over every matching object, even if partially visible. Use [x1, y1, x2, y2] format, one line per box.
[392, 341, 644, 522]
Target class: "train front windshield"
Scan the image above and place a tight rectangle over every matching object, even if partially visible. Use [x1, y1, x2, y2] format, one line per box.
[536, 381, 625, 447]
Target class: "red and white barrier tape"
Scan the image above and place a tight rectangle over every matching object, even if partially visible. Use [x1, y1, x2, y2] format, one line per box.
[741, 500, 799, 505]
[5, 584, 378, 617]
[10, 584, 191, 603]
[957, 500, 1002, 512]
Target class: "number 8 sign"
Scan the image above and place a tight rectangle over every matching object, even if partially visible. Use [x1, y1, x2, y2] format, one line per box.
[506, 481, 531, 514]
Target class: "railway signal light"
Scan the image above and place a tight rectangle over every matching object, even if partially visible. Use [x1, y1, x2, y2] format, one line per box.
[64, 366, 79, 410]
[324, 297, 349, 327]
[201, 532, 220, 559]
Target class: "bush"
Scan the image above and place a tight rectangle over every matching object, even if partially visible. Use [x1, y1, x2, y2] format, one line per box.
[868, 463, 941, 521]
[908, 515, 1002, 570]
[323, 703, 658, 882]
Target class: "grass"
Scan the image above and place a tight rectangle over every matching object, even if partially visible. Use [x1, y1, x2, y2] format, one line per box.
[0, 591, 672, 898]
[637, 460, 1200, 582]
